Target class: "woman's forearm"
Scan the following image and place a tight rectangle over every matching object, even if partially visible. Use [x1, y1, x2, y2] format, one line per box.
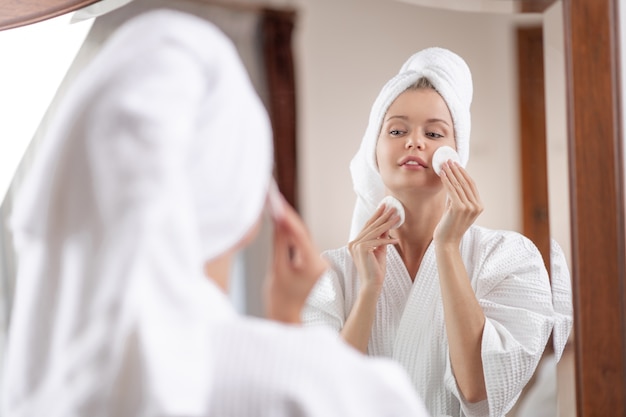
[435, 242, 487, 403]
[340, 285, 381, 354]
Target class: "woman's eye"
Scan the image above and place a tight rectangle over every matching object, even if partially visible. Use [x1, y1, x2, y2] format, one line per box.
[390, 129, 406, 136]
[426, 132, 443, 139]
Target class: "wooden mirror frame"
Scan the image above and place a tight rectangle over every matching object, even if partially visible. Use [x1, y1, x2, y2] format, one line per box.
[0, 1, 101, 31]
[564, 0, 625, 414]
[1, 0, 624, 415]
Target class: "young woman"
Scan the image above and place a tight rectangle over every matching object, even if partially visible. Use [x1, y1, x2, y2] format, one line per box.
[1, 10, 430, 417]
[303, 47, 572, 417]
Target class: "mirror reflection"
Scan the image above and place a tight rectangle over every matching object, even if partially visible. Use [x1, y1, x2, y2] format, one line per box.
[0, 0, 574, 416]
[296, 1, 572, 416]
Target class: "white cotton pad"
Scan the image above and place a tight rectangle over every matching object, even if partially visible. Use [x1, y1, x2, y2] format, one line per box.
[377, 196, 405, 229]
[432, 146, 461, 176]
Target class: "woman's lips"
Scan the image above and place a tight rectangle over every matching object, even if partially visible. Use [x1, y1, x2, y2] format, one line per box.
[399, 156, 427, 169]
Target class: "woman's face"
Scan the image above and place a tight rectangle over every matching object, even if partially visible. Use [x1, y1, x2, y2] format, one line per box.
[375, 88, 456, 194]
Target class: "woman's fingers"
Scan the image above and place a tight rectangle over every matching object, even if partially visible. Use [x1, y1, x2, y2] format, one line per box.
[362, 203, 387, 230]
[346, 201, 401, 290]
[437, 163, 483, 247]
[354, 206, 400, 243]
[267, 196, 330, 322]
[441, 162, 468, 202]
[351, 236, 398, 254]
[441, 162, 483, 211]
[275, 201, 327, 274]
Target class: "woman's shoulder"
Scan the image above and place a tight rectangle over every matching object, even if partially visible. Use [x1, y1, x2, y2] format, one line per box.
[464, 226, 551, 297]
[211, 318, 429, 416]
[322, 245, 350, 257]
[466, 224, 541, 255]
[467, 224, 529, 240]
[321, 245, 352, 268]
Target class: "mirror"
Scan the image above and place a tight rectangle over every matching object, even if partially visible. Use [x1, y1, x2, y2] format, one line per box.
[0, 0, 100, 31]
[294, 1, 571, 415]
[1, 0, 623, 415]
[296, 1, 568, 259]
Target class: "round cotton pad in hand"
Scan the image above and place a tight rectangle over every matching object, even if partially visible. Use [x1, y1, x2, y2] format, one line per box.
[432, 146, 461, 176]
[377, 196, 405, 229]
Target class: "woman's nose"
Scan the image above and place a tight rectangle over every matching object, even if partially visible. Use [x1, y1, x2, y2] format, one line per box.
[405, 134, 425, 149]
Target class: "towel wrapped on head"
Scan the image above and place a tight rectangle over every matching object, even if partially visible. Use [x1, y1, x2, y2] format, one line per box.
[349, 47, 473, 239]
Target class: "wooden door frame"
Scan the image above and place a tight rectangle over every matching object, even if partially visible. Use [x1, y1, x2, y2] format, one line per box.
[563, 0, 626, 415]
[517, 26, 552, 276]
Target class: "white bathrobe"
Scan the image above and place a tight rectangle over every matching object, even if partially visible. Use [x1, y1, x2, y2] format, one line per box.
[208, 298, 431, 417]
[304, 225, 571, 417]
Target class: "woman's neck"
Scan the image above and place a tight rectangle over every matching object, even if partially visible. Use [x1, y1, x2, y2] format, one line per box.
[390, 190, 447, 279]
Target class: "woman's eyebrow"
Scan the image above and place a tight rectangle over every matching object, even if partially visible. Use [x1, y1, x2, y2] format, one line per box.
[384, 115, 451, 127]
[425, 118, 451, 126]
[384, 115, 409, 122]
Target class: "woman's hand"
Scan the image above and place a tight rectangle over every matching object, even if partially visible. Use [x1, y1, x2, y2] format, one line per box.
[341, 204, 399, 353]
[434, 161, 483, 246]
[265, 197, 328, 324]
[434, 161, 487, 402]
[348, 205, 400, 292]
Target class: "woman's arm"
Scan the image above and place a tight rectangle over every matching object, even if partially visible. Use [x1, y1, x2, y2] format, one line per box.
[341, 284, 382, 353]
[434, 160, 486, 403]
[342, 205, 399, 353]
[435, 243, 487, 402]
[265, 196, 328, 324]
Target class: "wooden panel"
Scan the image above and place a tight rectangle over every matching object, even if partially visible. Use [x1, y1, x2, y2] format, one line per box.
[563, 0, 626, 415]
[262, 8, 299, 211]
[0, 1, 101, 31]
[517, 26, 551, 275]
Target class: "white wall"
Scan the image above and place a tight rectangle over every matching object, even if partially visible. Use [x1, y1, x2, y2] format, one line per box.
[0, 15, 93, 203]
[543, 3, 571, 266]
[291, 0, 571, 257]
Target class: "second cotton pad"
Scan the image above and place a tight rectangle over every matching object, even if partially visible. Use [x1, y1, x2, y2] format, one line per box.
[432, 146, 461, 176]
[377, 196, 405, 229]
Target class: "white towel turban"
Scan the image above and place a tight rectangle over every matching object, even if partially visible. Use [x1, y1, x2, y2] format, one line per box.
[3, 9, 272, 416]
[349, 47, 473, 239]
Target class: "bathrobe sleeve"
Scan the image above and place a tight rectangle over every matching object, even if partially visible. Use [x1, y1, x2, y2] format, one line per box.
[447, 230, 555, 417]
[549, 239, 573, 361]
[302, 248, 349, 331]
